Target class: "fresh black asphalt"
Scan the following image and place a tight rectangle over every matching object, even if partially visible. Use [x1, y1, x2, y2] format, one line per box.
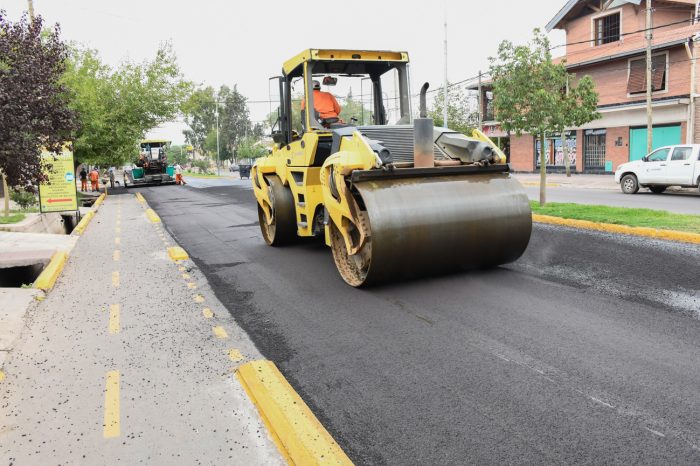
[140, 183, 700, 465]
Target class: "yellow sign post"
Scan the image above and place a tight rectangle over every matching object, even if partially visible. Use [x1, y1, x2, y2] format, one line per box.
[38, 147, 78, 213]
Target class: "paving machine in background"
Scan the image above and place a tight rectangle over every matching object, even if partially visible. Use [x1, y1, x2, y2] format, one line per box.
[123, 140, 175, 187]
[252, 49, 532, 287]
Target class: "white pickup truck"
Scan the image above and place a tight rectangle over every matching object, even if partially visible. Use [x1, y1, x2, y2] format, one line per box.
[615, 144, 700, 194]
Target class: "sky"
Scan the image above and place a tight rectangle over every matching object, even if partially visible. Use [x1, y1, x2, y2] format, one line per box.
[5, 0, 566, 144]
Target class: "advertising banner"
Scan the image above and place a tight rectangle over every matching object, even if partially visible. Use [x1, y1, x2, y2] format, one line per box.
[39, 147, 78, 213]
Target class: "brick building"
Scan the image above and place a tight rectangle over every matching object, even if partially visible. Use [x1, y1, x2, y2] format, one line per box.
[478, 0, 700, 173]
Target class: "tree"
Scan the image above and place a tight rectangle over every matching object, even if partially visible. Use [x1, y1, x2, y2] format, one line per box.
[182, 86, 216, 157]
[0, 12, 77, 194]
[166, 145, 190, 166]
[236, 136, 268, 163]
[428, 83, 476, 135]
[64, 43, 191, 167]
[219, 85, 252, 156]
[489, 29, 598, 205]
[339, 93, 371, 125]
[557, 76, 599, 177]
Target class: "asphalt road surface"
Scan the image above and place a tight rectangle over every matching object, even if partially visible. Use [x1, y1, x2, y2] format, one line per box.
[140, 182, 700, 465]
[522, 185, 700, 215]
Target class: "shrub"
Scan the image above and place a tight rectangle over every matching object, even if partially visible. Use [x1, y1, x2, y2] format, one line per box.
[191, 159, 210, 174]
[10, 188, 37, 210]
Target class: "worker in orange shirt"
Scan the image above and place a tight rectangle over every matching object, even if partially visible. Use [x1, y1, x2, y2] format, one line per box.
[301, 80, 342, 125]
[89, 167, 100, 192]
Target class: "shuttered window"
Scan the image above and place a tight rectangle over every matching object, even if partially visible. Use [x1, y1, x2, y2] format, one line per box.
[627, 54, 667, 94]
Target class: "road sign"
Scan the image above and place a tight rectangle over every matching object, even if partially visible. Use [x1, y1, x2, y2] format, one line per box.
[38, 147, 78, 213]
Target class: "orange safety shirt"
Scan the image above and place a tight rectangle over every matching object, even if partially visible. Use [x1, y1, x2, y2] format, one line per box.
[89, 170, 99, 182]
[301, 90, 341, 119]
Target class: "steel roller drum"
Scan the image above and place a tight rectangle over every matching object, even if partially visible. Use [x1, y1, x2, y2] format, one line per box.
[332, 173, 532, 286]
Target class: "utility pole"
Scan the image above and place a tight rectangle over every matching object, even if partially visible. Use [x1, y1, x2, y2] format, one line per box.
[477, 71, 483, 131]
[443, 1, 448, 128]
[215, 105, 221, 176]
[646, 0, 654, 153]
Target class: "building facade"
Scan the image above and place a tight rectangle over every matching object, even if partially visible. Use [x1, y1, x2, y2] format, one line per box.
[479, 0, 700, 173]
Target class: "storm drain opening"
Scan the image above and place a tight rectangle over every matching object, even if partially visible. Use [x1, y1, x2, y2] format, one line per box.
[0, 263, 45, 288]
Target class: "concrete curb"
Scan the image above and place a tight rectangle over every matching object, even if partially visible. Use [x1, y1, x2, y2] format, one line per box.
[33, 251, 68, 291]
[72, 210, 95, 236]
[533, 214, 700, 245]
[93, 193, 106, 208]
[145, 208, 161, 223]
[167, 246, 189, 261]
[236, 360, 353, 465]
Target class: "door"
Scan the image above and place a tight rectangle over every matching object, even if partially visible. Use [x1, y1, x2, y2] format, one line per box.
[639, 147, 671, 184]
[629, 125, 681, 161]
[666, 146, 695, 185]
[584, 129, 606, 170]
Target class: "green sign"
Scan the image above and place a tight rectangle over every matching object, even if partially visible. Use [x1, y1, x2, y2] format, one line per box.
[39, 147, 78, 213]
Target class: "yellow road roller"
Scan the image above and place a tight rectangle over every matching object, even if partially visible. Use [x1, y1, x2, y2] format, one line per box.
[252, 49, 531, 286]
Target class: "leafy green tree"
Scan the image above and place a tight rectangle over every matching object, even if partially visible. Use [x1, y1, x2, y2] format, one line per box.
[166, 145, 190, 166]
[557, 76, 599, 177]
[489, 29, 598, 205]
[428, 83, 475, 135]
[64, 43, 191, 167]
[0, 12, 77, 198]
[182, 86, 216, 158]
[236, 137, 268, 163]
[339, 94, 370, 125]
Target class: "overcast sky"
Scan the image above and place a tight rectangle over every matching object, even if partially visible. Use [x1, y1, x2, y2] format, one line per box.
[6, 0, 565, 144]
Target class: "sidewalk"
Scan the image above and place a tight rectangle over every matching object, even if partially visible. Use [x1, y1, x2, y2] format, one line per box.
[513, 173, 618, 190]
[0, 193, 282, 464]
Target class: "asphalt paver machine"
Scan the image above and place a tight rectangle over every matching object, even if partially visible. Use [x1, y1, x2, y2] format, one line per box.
[252, 49, 532, 286]
[124, 140, 175, 187]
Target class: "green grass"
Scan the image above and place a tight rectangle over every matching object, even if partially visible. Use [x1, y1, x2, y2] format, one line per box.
[530, 201, 700, 234]
[0, 213, 26, 224]
[183, 171, 222, 179]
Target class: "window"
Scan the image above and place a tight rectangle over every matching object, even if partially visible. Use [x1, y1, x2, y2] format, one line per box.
[671, 147, 692, 161]
[627, 54, 667, 94]
[595, 12, 620, 45]
[648, 148, 670, 162]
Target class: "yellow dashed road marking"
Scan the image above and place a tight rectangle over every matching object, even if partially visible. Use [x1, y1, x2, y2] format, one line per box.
[228, 349, 244, 362]
[0, 371, 5, 382]
[178, 266, 186, 272]
[109, 304, 120, 334]
[112, 271, 120, 288]
[103, 370, 120, 438]
[115, 237, 120, 246]
[202, 308, 214, 318]
[194, 294, 205, 303]
[113, 250, 120, 261]
[115, 227, 121, 234]
[187, 282, 197, 289]
[182, 273, 190, 279]
[213, 326, 228, 339]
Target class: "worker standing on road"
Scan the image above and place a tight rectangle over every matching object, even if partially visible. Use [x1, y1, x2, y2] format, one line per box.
[301, 80, 342, 122]
[174, 163, 186, 185]
[89, 167, 99, 192]
[79, 167, 88, 192]
[108, 167, 115, 189]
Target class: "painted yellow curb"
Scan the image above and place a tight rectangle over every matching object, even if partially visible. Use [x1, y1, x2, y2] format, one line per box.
[94, 193, 106, 208]
[167, 246, 189, 261]
[135, 192, 146, 203]
[34, 251, 68, 291]
[145, 208, 161, 223]
[72, 210, 95, 236]
[236, 360, 353, 466]
[533, 214, 700, 245]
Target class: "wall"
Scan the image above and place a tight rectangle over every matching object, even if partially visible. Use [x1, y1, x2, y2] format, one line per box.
[572, 47, 691, 107]
[510, 134, 535, 172]
[604, 126, 630, 170]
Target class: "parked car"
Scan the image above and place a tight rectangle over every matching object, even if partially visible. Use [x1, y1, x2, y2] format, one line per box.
[615, 144, 700, 194]
[229, 164, 239, 173]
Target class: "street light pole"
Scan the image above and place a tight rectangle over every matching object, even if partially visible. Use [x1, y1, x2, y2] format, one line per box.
[645, 0, 654, 153]
[27, 0, 35, 23]
[443, 2, 448, 128]
[215, 105, 221, 176]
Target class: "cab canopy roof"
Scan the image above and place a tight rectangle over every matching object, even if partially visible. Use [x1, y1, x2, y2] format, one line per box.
[140, 139, 171, 146]
[283, 49, 409, 76]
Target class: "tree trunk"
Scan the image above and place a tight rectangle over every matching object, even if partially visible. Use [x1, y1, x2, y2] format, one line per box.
[562, 130, 571, 177]
[2, 173, 9, 217]
[539, 132, 546, 206]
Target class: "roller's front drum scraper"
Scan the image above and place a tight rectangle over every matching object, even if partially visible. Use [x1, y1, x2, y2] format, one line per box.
[329, 173, 532, 286]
